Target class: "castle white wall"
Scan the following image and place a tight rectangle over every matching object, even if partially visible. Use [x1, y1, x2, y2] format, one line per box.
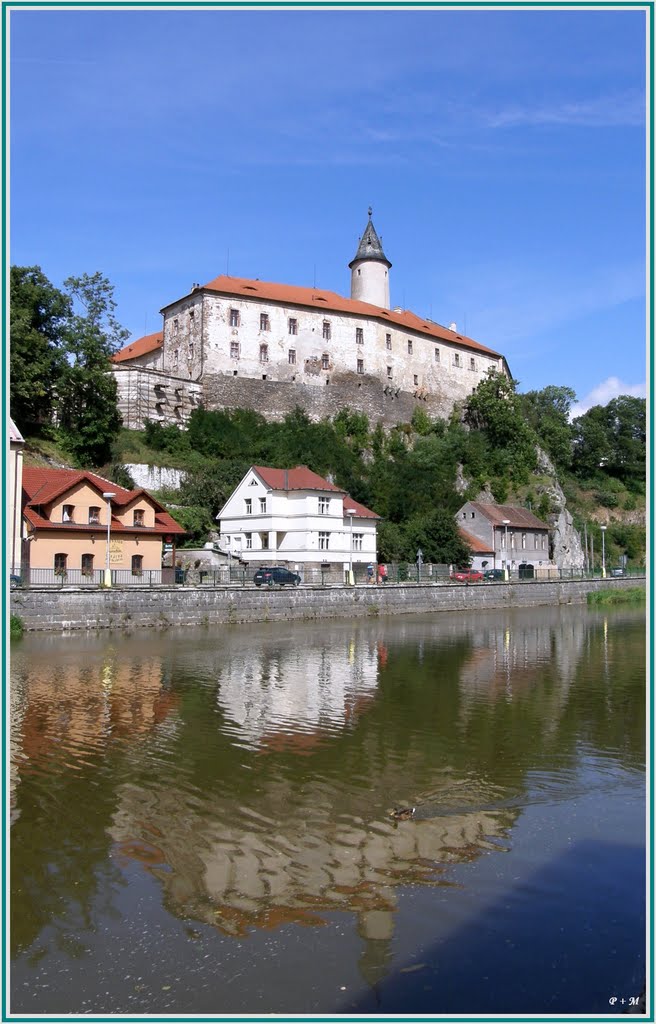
[350, 258, 390, 308]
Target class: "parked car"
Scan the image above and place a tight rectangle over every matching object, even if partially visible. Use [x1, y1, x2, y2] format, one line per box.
[609, 566, 625, 577]
[482, 568, 505, 581]
[450, 568, 484, 583]
[254, 566, 301, 588]
[10, 574, 22, 589]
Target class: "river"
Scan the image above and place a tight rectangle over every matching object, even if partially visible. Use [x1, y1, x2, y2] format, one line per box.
[9, 604, 646, 1016]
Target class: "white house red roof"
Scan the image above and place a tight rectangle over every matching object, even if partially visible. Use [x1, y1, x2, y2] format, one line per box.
[252, 465, 379, 519]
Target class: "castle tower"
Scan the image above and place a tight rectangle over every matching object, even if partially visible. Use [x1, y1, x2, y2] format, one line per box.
[349, 208, 391, 309]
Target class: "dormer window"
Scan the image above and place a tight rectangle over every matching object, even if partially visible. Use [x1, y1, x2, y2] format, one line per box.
[62, 504, 74, 523]
[133, 509, 145, 527]
[88, 506, 100, 524]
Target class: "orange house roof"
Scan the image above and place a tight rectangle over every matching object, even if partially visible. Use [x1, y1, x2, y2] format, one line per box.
[159, 275, 502, 358]
[112, 331, 163, 363]
[458, 527, 494, 554]
[252, 465, 379, 519]
[22, 467, 186, 536]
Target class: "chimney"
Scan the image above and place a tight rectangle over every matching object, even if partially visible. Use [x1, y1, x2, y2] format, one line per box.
[449, 322, 457, 332]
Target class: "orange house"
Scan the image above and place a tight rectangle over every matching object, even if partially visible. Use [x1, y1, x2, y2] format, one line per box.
[21, 468, 186, 585]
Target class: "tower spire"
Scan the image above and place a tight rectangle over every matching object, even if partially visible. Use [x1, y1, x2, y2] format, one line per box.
[349, 209, 391, 308]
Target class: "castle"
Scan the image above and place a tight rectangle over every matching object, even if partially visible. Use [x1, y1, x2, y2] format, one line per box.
[112, 211, 510, 429]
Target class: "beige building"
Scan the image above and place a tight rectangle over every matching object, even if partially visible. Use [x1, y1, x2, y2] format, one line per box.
[21, 467, 185, 585]
[112, 211, 511, 429]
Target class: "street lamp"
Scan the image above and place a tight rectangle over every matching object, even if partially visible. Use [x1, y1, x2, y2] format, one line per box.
[600, 524, 607, 578]
[346, 507, 357, 586]
[103, 492, 116, 587]
[502, 519, 510, 579]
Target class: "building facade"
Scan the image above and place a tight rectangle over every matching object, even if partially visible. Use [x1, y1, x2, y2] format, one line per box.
[112, 212, 510, 429]
[9, 419, 25, 576]
[217, 465, 379, 572]
[456, 501, 552, 573]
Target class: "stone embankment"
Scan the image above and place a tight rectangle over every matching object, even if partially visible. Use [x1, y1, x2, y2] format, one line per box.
[10, 577, 644, 633]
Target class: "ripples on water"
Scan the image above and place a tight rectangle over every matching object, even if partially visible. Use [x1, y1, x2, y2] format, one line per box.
[10, 605, 646, 1015]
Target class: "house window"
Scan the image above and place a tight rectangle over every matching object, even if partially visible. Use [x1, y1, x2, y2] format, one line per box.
[322, 321, 331, 340]
[131, 555, 143, 576]
[387, 366, 393, 379]
[471, 512, 475, 518]
[229, 308, 240, 327]
[259, 497, 266, 513]
[259, 343, 268, 362]
[356, 327, 364, 344]
[435, 348, 440, 362]
[386, 333, 392, 350]
[54, 553, 67, 575]
[407, 339, 413, 354]
[353, 532, 363, 551]
[414, 374, 419, 386]
[288, 349, 296, 365]
[319, 497, 330, 514]
[230, 341, 240, 359]
[319, 532, 330, 551]
[81, 553, 94, 576]
[245, 533, 252, 549]
[260, 533, 269, 550]
[260, 312, 270, 331]
[501, 531, 506, 547]
[88, 506, 100, 524]
[288, 318, 297, 335]
[133, 509, 145, 527]
[322, 353, 330, 369]
[357, 359, 364, 374]
[244, 499, 253, 515]
[62, 504, 74, 523]
[522, 533, 527, 549]
[541, 534, 546, 549]
[454, 353, 461, 367]
[470, 357, 476, 371]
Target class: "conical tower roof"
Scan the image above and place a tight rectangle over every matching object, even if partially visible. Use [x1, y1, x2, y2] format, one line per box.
[349, 208, 391, 269]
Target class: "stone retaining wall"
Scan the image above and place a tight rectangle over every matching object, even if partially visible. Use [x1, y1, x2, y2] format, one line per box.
[10, 578, 644, 633]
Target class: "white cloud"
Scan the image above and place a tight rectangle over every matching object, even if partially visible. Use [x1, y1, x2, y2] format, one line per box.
[570, 376, 646, 418]
[487, 91, 644, 129]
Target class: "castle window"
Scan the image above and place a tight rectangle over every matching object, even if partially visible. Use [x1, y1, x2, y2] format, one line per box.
[357, 359, 364, 374]
[173, 319, 178, 334]
[435, 348, 440, 362]
[189, 309, 194, 321]
[453, 353, 461, 367]
[356, 327, 364, 345]
[470, 357, 476, 371]
[188, 343, 194, 360]
[322, 321, 331, 340]
[260, 313, 270, 331]
[288, 349, 296, 365]
[288, 318, 297, 335]
[386, 334, 392, 350]
[173, 349, 179, 366]
[88, 506, 100, 525]
[133, 509, 145, 527]
[245, 499, 252, 515]
[322, 353, 330, 370]
[414, 375, 419, 386]
[259, 343, 268, 362]
[407, 339, 413, 354]
[319, 531, 330, 551]
[229, 308, 240, 327]
[357, 269, 361, 276]
[387, 366, 393, 379]
[230, 342, 240, 359]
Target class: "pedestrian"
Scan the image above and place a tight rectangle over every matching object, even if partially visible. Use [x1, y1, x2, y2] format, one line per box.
[367, 563, 375, 584]
[378, 562, 388, 584]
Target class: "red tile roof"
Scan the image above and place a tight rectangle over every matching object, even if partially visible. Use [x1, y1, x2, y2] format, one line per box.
[252, 466, 379, 518]
[22, 467, 186, 536]
[467, 502, 549, 530]
[112, 331, 163, 363]
[459, 527, 494, 554]
[165, 275, 501, 358]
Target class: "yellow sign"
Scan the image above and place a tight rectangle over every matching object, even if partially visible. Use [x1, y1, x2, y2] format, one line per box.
[109, 539, 123, 564]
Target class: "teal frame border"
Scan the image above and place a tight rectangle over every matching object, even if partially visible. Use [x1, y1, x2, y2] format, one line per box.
[2, 2, 653, 1022]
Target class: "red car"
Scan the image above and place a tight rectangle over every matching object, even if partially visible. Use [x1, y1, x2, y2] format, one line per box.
[450, 568, 484, 583]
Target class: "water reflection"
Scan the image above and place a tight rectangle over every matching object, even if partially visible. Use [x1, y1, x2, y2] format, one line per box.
[10, 606, 645, 1013]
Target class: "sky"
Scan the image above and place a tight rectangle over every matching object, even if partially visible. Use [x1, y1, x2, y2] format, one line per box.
[8, 5, 648, 417]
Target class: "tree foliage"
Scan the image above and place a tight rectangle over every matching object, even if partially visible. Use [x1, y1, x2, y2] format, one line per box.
[572, 396, 645, 486]
[464, 372, 538, 484]
[520, 385, 576, 469]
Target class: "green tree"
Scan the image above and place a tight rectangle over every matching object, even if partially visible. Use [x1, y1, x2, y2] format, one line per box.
[57, 272, 127, 466]
[404, 508, 472, 565]
[520, 385, 576, 469]
[10, 266, 71, 427]
[464, 372, 538, 484]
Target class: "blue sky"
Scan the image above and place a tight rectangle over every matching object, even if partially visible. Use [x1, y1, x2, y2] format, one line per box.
[9, 5, 647, 416]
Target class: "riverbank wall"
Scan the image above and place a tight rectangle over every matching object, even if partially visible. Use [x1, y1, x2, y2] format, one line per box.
[10, 577, 645, 633]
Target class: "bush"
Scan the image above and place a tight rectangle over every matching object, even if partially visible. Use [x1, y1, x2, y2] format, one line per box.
[10, 614, 23, 639]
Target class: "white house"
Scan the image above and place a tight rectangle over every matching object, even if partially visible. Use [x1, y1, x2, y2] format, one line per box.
[217, 465, 379, 572]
